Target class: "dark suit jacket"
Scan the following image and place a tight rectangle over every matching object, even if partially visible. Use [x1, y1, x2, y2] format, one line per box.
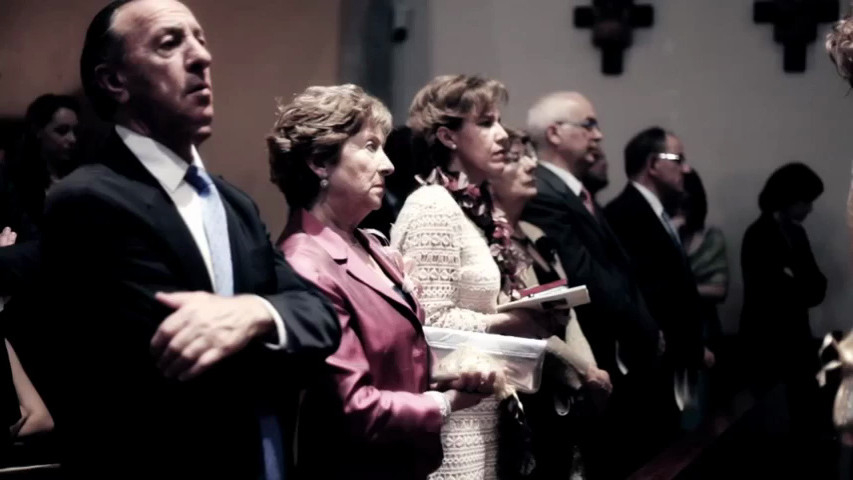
[522, 166, 660, 376]
[40, 131, 340, 478]
[604, 184, 704, 368]
[281, 210, 442, 480]
[740, 213, 826, 386]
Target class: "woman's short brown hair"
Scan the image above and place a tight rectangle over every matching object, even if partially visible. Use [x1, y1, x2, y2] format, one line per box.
[267, 84, 392, 209]
[504, 126, 531, 146]
[827, 12, 853, 87]
[407, 75, 508, 173]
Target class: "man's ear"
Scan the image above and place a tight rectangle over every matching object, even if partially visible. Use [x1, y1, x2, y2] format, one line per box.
[545, 124, 562, 148]
[646, 153, 662, 177]
[94, 63, 130, 105]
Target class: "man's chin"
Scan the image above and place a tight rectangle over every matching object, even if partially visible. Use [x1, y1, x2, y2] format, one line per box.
[192, 124, 213, 145]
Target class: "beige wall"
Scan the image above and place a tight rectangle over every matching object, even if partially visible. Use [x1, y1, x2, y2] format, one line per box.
[0, 0, 341, 235]
[393, 0, 852, 335]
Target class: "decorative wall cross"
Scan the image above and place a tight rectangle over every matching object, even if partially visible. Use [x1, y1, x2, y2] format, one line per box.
[753, 0, 839, 72]
[574, 0, 655, 75]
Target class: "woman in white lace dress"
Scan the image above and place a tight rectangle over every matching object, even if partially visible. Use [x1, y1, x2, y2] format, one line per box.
[391, 75, 546, 480]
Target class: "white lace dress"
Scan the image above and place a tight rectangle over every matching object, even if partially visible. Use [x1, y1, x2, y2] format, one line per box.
[391, 184, 502, 480]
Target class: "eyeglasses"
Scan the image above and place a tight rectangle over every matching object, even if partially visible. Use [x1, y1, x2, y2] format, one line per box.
[656, 152, 687, 165]
[556, 118, 600, 132]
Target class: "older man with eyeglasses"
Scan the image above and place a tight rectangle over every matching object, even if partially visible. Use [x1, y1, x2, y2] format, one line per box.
[522, 92, 665, 479]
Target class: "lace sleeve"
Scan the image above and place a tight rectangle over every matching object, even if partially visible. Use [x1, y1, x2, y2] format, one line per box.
[391, 187, 491, 333]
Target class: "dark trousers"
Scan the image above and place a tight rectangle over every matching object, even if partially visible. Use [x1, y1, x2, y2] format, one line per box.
[582, 367, 678, 480]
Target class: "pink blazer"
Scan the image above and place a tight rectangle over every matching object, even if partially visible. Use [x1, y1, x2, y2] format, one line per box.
[280, 210, 443, 480]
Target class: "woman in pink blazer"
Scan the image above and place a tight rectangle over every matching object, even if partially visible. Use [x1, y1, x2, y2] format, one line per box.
[269, 85, 493, 480]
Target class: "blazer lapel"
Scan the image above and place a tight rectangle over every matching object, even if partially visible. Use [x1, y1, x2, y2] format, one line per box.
[360, 232, 425, 325]
[296, 210, 423, 331]
[100, 131, 212, 292]
[346, 234, 424, 332]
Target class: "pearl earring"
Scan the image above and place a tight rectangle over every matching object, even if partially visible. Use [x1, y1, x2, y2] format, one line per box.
[320, 178, 329, 189]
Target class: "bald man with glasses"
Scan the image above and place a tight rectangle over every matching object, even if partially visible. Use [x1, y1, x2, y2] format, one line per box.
[522, 92, 664, 479]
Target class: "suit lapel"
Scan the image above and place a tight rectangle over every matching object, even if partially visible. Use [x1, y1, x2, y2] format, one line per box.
[100, 132, 212, 292]
[624, 185, 677, 249]
[213, 178, 252, 293]
[536, 166, 607, 237]
[621, 185, 690, 269]
[147, 194, 214, 292]
[536, 165, 572, 199]
[588, 200, 630, 265]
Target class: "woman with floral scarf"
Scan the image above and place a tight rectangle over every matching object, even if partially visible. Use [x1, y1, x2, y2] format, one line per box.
[392, 75, 551, 480]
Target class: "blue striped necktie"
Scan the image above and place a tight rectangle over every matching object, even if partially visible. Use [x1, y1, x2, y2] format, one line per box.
[661, 212, 682, 247]
[184, 165, 285, 480]
[183, 165, 233, 295]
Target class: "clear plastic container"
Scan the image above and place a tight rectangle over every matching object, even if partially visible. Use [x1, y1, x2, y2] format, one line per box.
[424, 326, 548, 394]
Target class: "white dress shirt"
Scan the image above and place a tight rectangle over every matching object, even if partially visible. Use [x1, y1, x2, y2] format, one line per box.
[628, 180, 694, 411]
[116, 125, 287, 349]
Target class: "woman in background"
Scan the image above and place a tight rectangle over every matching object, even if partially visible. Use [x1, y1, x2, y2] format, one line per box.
[490, 129, 610, 479]
[739, 163, 826, 457]
[673, 170, 728, 429]
[1, 94, 79, 239]
[678, 171, 728, 331]
[0, 94, 73, 460]
[0, 226, 53, 458]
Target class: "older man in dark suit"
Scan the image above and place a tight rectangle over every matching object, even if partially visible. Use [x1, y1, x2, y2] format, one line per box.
[521, 92, 663, 479]
[41, 1, 340, 478]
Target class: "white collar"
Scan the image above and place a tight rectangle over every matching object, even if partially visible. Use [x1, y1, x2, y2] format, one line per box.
[540, 160, 584, 197]
[631, 181, 665, 218]
[115, 125, 205, 193]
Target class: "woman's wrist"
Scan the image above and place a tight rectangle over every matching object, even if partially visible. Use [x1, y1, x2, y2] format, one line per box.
[425, 390, 452, 422]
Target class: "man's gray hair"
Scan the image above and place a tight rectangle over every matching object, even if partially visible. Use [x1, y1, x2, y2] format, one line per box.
[526, 91, 583, 150]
